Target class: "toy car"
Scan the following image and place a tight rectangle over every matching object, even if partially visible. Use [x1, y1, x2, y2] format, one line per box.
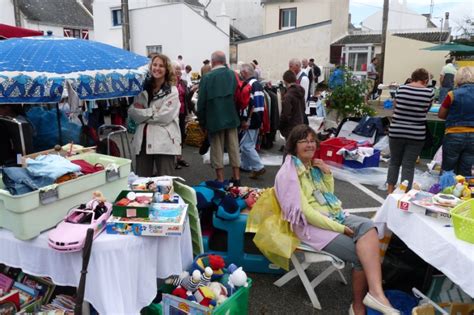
[48, 199, 112, 252]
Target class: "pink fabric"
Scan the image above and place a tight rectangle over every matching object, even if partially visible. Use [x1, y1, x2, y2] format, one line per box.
[177, 80, 186, 114]
[274, 155, 339, 251]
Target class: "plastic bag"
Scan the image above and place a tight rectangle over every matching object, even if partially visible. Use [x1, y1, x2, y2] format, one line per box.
[26, 106, 81, 151]
[246, 188, 300, 271]
[374, 135, 390, 156]
[439, 171, 456, 190]
[202, 152, 229, 165]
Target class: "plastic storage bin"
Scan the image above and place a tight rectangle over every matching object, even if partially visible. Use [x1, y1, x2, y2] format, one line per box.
[450, 199, 474, 244]
[319, 137, 357, 164]
[343, 149, 381, 169]
[161, 278, 252, 315]
[0, 153, 131, 240]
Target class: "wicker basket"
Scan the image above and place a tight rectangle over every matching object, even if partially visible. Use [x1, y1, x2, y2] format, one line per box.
[450, 199, 474, 244]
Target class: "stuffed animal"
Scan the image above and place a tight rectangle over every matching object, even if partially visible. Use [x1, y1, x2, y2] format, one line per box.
[168, 270, 201, 293]
[221, 264, 248, 296]
[193, 254, 226, 280]
[193, 286, 216, 308]
[199, 267, 213, 287]
[208, 282, 228, 305]
[227, 265, 248, 289]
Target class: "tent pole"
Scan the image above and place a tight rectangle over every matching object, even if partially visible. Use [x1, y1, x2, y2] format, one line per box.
[56, 103, 63, 145]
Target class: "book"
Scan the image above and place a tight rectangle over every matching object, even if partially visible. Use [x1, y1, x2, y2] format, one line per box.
[0, 274, 13, 293]
[12, 281, 37, 307]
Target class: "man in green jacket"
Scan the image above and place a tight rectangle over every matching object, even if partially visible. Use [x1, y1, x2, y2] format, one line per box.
[197, 51, 241, 185]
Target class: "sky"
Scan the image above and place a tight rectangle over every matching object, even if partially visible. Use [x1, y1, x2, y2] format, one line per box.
[349, 0, 473, 35]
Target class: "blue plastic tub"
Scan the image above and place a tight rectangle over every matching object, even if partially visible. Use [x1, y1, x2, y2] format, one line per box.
[367, 290, 419, 315]
[344, 149, 380, 169]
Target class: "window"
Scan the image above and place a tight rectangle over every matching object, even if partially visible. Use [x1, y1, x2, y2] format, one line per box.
[63, 28, 89, 39]
[112, 8, 123, 26]
[146, 45, 162, 57]
[347, 52, 368, 72]
[279, 8, 296, 30]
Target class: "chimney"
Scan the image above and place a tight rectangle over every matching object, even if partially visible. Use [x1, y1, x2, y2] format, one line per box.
[215, 3, 230, 36]
[444, 12, 450, 30]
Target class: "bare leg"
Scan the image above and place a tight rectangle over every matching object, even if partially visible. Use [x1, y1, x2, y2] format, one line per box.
[232, 167, 240, 181]
[352, 269, 368, 315]
[387, 184, 395, 194]
[215, 168, 224, 182]
[356, 228, 392, 307]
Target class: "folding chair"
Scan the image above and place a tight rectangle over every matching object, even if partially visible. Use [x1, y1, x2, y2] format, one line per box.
[273, 243, 348, 310]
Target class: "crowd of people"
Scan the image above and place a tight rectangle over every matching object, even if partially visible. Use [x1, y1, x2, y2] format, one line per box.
[130, 51, 323, 183]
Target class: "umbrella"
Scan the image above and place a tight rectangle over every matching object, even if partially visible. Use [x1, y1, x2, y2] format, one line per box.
[0, 35, 149, 104]
[421, 42, 474, 52]
[0, 23, 43, 39]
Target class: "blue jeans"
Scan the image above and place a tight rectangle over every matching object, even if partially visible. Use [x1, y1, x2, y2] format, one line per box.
[240, 129, 263, 171]
[442, 133, 474, 176]
[2, 167, 54, 195]
[438, 87, 451, 104]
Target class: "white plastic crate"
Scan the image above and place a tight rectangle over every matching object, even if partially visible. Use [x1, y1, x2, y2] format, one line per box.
[0, 153, 131, 240]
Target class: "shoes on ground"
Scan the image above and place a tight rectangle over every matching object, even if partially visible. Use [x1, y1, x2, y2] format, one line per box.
[363, 293, 400, 315]
[249, 168, 266, 179]
[239, 167, 251, 173]
[175, 163, 182, 170]
[229, 178, 241, 187]
[178, 159, 190, 167]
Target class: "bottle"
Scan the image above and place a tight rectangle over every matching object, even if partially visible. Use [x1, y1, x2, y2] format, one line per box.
[393, 180, 409, 194]
[453, 183, 464, 198]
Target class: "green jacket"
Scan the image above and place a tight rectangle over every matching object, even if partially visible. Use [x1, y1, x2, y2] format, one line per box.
[197, 66, 240, 133]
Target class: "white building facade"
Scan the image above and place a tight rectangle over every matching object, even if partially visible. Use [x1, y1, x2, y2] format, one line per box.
[93, 1, 230, 71]
[205, 0, 264, 38]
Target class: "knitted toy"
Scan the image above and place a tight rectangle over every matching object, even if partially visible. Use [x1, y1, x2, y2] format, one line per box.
[227, 264, 248, 289]
[169, 270, 201, 295]
[198, 267, 213, 287]
[193, 254, 226, 280]
[208, 282, 228, 305]
[220, 264, 248, 296]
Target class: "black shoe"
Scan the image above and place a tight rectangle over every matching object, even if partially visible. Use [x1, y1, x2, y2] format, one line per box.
[199, 138, 210, 155]
[239, 167, 251, 173]
[229, 178, 241, 187]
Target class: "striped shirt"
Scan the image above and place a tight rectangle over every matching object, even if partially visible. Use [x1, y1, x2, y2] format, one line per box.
[389, 85, 434, 140]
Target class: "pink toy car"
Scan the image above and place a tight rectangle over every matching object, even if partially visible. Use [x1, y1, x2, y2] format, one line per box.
[48, 198, 112, 252]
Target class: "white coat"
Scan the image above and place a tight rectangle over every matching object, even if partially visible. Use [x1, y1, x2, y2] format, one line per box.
[128, 86, 181, 156]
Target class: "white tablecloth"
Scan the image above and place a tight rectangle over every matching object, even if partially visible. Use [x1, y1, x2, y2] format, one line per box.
[374, 194, 474, 297]
[0, 221, 193, 314]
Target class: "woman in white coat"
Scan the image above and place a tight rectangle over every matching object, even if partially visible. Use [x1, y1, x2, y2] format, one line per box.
[128, 53, 181, 177]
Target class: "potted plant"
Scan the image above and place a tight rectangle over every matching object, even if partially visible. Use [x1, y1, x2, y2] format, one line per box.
[326, 66, 376, 122]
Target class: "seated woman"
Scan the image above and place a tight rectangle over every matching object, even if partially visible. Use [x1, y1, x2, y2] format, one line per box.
[275, 124, 399, 315]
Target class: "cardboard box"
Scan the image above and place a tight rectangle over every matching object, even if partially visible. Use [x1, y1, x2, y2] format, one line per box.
[397, 190, 452, 222]
[106, 204, 188, 237]
[112, 190, 153, 218]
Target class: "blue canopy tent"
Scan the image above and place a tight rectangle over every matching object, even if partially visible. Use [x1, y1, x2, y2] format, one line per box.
[0, 35, 149, 147]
